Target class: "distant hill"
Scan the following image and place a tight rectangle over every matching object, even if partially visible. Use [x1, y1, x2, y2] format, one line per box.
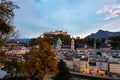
[18, 38, 31, 43]
[86, 30, 120, 39]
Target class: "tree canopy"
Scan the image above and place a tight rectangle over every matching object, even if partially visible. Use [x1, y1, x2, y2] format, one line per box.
[23, 39, 58, 80]
[0, 0, 19, 23]
[54, 59, 72, 80]
[0, 0, 19, 46]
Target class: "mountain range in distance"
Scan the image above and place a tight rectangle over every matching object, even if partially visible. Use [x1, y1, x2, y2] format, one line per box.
[18, 30, 120, 43]
[86, 30, 120, 39]
[18, 38, 31, 43]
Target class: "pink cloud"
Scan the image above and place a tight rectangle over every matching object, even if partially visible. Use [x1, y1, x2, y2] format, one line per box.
[97, 4, 120, 20]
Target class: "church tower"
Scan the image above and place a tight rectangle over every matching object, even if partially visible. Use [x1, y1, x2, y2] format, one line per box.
[93, 39, 96, 49]
[71, 38, 75, 51]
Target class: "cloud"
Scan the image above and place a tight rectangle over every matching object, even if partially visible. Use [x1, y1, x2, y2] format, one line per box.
[100, 19, 120, 30]
[97, 4, 120, 20]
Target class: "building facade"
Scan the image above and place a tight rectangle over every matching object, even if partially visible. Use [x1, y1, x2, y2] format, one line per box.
[43, 30, 70, 38]
[109, 62, 120, 74]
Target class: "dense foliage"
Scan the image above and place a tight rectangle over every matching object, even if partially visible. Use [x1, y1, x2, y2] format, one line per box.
[29, 34, 71, 46]
[23, 39, 58, 80]
[0, 0, 19, 47]
[54, 59, 72, 80]
[109, 36, 120, 49]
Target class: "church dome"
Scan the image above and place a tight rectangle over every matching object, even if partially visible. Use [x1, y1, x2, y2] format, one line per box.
[56, 38, 62, 46]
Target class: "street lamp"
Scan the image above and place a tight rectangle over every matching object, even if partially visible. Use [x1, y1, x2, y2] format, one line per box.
[13, 68, 16, 79]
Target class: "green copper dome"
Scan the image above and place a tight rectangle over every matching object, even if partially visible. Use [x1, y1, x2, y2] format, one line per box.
[56, 38, 62, 46]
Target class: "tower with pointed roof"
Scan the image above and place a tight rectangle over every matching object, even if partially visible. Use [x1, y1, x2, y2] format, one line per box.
[71, 38, 75, 51]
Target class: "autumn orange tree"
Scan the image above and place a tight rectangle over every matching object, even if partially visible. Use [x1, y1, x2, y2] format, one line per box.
[23, 39, 58, 80]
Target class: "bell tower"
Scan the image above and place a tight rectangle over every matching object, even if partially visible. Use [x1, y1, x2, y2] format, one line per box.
[94, 39, 96, 49]
[71, 37, 75, 51]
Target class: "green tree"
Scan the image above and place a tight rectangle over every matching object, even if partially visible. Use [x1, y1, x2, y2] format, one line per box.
[0, 0, 19, 23]
[29, 38, 39, 46]
[0, 0, 19, 62]
[4, 58, 23, 79]
[0, 0, 19, 46]
[23, 39, 58, 80]
[54, 59, 72, 80]
[109, 36, 120, 49]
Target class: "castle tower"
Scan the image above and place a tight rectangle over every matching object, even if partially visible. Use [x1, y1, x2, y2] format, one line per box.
[71, 38, 75, 51]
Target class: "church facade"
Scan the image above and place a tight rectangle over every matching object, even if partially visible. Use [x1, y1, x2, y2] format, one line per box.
[55, 38, 75, 51]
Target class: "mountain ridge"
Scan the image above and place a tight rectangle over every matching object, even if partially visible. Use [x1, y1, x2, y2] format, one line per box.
[18, 38, 31, 43]
[86, 30, 120, 39]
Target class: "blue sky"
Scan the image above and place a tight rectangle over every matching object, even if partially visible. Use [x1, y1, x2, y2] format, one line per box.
[12, 0, 120, 38]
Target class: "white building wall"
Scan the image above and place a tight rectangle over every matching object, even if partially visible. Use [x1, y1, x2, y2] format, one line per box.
[63, 60, 73, 70]
[96, 62, 108, 71]
[79, 60, 88, 68]
[6, 49, 29, 55]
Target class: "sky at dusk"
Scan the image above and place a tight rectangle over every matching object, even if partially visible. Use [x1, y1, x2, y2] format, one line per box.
[12, 0, 120, 38]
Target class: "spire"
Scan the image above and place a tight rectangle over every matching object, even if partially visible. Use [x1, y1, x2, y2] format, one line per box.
[71, 37, 75, 51]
